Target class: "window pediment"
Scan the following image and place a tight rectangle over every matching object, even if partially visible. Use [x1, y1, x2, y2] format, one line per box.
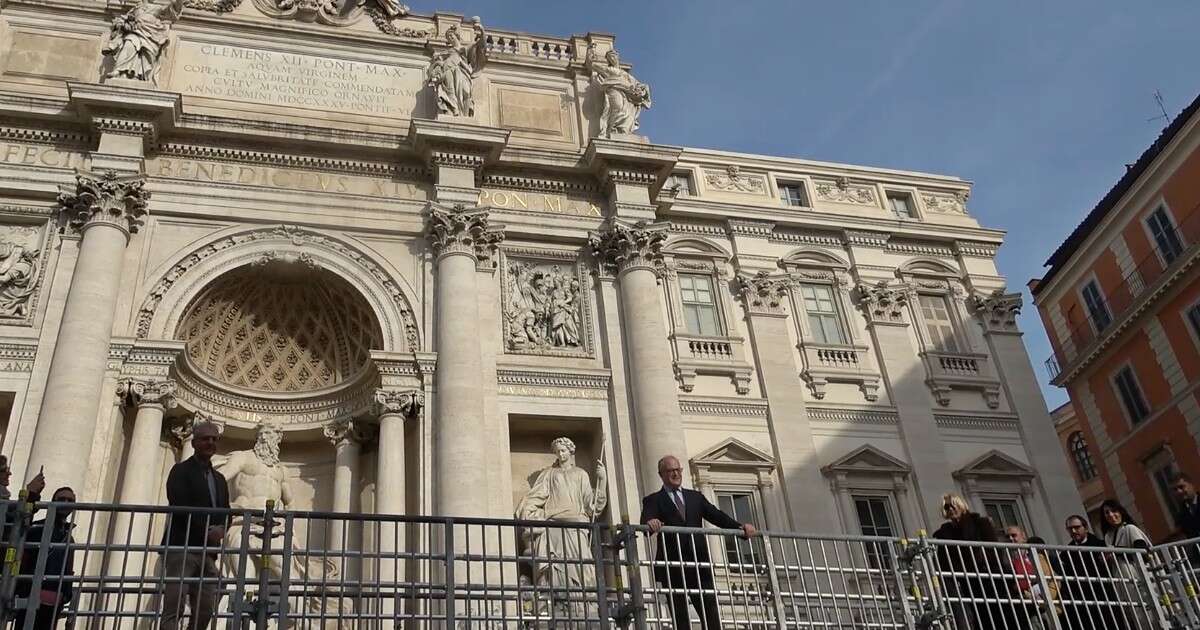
[823, 445, 910, 477]
[954, 450, 1036, 480]
[691, 437, 776, 471]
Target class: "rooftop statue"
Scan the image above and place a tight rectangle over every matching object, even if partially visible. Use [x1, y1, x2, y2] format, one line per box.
[102, 0, 183, 84]
[426, 21, 485, 117]
[584, 43, 652, 138]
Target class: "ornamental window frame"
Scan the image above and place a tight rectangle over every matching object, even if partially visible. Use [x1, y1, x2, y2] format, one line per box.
[897, 259, 972, 354]
[662, 237, 752, 394]
[1180, 296, 1200, 353]
[691, 438, 779, 569]
[1111, 362, 1151, 427]
[822, 445, 919, 568]
[1142, 200, 1184, 268]
[1078, 275, 1113, 334]
[882, 186, 922, 220]
[1067, 431, 1098, 481]
[781, 248, 882, 402]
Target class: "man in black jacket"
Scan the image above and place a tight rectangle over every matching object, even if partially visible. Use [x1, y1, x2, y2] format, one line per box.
[640, 455, 756, 630]
[1171, 472, 1200, 540]
[162, 421, 230, 630]
[1063, 514, 1126, 630]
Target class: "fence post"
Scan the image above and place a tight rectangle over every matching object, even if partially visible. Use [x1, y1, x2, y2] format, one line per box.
[901, 532, 949, 630]
[1029, 546, 1063, 630]
[255, 499, 275, 628]
[591, 522, 612, 629]
[0, 499, 32, 624]
[1134, 549, 1175, 630]
[20, 503, 58, 630]
[887, 540, 917, 630]
[615, 524, 647, 630]
[444, 519, 456, 628]
[760, 533, 788, 630]
[276, 510, 294, 629]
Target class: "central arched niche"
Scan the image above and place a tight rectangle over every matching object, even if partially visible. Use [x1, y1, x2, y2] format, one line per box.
[176, 259, 384, 394]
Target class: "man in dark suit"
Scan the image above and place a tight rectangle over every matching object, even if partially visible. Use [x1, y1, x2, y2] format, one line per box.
[640, 455, 756, 630]
[162, 420, 230, 630]
[1172, 472, 1200, 540]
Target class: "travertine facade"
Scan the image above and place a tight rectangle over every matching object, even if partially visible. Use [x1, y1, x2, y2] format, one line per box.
[0, 1, 1080, 547]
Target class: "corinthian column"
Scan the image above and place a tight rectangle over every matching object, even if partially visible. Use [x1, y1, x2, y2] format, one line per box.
[425, 204, 503, 517]
[589, 219, 688, 491]
[107, 379, 175, 576]
[28, 172, 149, 491]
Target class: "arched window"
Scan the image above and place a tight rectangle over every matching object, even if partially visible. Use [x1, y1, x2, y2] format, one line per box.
[1069, 432, 1097, 481]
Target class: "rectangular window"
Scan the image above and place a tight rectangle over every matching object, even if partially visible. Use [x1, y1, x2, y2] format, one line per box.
[982, 499, 1025, 532]
[666, 172, 693, 196]
[1147, 206, 1184, 264]
[918, 294, 959, 352]
[716, 491, 765, 567]
[799, 283, 848, 345]
[1080, 281, 1112, 332]
[1187, 303, 1200, 340]
[1114, 365, 1151, 425]
[779, 183, 807, 207]
[679, 274, 723, 336]
[853, 495, 897, 568]
[887, 193, 915, 218]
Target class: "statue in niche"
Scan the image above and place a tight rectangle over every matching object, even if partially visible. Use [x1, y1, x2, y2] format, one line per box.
[216, 424, 350, 624]
[584, 43, 652, 137]
[516, 437, 607, 622]
[505, 261, 582, 352]
[426, 21, 485, 117]
[102, 0, 183, 84]
[0, 227, 41, 319]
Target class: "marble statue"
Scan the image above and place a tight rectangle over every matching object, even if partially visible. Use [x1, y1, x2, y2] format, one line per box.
[584, 44, 651, 137]
[504, 261, 582, 352]
[426, 21, 485, 117]
[516, 437, 607, 620]
[216, 424, 348, 625]
[0, 227, 40, 319]
[102, 0, 183, 84]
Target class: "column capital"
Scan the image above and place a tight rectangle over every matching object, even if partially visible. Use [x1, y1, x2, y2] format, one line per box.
[424, 202, 505, 267]
[323, 418, 376, 446]
[733, 271, 793, 317]
[374, 388, 424, 419]
[117, 378, 177, 409]
[967, 289, 1023, 335]
[58, 170, 149, 238]
[853, 281, 913, 327]
[587, 218, 668, 277]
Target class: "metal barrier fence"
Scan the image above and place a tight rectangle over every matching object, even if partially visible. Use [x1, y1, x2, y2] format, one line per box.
[2, 499, 1198, 630]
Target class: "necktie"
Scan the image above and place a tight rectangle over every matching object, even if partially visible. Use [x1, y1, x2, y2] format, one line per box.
[672, 491, 685, 519]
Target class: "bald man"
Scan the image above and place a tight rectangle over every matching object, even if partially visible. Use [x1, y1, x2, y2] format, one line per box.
[640, 455, 756, 630]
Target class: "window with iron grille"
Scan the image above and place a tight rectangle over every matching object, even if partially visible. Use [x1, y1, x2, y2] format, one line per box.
[1114, 365, 1150, 425]
[1068, 431, 1097, 481]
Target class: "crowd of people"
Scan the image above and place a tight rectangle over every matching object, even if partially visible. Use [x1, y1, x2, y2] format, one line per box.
[931, 472, 1200, 630]
[2, 439, 1200, 630]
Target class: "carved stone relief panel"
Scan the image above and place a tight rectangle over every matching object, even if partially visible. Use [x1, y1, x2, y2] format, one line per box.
[501, 249, 594, 358]
[0, 224, 49, 325]
[813, 177, 877, 205]
[702, 165, 768, 195]
[921, 190, 969, 214]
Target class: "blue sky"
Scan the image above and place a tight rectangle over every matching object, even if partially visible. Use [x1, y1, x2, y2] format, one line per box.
[431, 1, 1200, 406]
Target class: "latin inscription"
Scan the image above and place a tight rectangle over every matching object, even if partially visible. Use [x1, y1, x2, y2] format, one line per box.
[0, 142, 84, 169]
[152, 157, 429, 199]
[480, 189, 601, 218]
[170, 42, 424, 117]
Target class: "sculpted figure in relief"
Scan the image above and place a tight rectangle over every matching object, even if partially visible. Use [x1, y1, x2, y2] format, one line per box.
[516, 437, 607, 621]
[426, 21, 485, 117]
[585, 44, 652, 137]
[102, 0, 183, 83]
[0, 227, 41, 319]
[505, 261, 582, 352]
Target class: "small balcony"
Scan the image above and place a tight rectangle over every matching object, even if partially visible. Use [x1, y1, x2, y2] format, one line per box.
[798, 342, 882, 402]
[922, 350, 1002, 409]
[671, 333, 753, 395]
[1046, 207, 1200, 382]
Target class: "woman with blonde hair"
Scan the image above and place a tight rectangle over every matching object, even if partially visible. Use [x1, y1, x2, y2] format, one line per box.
[933, 493, 1013, 630]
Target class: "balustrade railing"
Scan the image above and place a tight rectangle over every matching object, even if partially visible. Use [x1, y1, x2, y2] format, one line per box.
[3, 499, 1197, 630]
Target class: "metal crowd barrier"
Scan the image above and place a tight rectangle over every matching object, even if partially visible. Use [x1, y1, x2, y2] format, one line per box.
[2, 499, 1198, 630]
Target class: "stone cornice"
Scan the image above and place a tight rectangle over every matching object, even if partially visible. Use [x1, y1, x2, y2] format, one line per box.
[808, 406, 900, 426]
[157, 142, 423, 178]
[934, 413, 1020, 432]
[496, 368, 610, 390]
[482, 172, 600, 195]
[679, 396, 769, 418]
[0, 340, 37, 373]
[0, 123, 90, 148]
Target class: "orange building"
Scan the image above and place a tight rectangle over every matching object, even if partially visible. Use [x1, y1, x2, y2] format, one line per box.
[1033, 92, 1200, 542]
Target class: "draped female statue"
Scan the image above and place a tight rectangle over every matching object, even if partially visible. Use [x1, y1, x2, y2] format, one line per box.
[516, 437, 607, 620]
[102, 0, 183, 84]
[584, 44, 652, 137]
[426, 22, 485, 117]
